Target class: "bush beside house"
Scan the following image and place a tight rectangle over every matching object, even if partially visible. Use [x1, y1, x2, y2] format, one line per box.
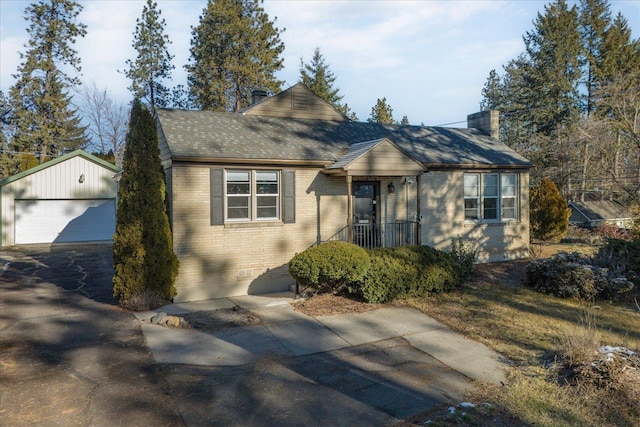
[113, 100, 179, 308]
[288, 241, 370, 294]
[289, 241, 474, 303]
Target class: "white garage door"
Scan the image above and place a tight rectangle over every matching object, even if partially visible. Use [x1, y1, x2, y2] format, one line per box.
[15, 199, 116, 244]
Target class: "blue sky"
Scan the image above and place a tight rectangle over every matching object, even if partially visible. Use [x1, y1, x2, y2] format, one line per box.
[1, 0, 638, 127]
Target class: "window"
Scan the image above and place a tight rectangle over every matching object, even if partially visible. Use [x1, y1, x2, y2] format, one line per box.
[256, 171, 279, 218]
[227, 171, 250, 220]
[464, 174, 480, 221]
[225, 170, 280, 221]
[464, 173, 518, 222]
[483, 174, 499, 220]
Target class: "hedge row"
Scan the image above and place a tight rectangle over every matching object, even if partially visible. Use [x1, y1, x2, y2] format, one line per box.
[289, 241, 474, 303]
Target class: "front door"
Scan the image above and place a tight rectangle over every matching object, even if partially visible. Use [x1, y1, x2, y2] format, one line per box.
[353, 182, 378, 248]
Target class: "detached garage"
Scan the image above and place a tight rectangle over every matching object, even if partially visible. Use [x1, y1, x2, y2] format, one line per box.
[0, 150, 121, 246]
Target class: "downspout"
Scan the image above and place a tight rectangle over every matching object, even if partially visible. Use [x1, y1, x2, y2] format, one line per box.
[347, 175, 353, 244]
[416, 174, 422, 246]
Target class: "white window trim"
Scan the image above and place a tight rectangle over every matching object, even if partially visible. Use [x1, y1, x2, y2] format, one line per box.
[225, 169, 281, 222]
[464, 172, 519, 223]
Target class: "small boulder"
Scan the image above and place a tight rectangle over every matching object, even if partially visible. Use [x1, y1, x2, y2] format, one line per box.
[150, 312, 168, 325]
[165, 315, 182, 328]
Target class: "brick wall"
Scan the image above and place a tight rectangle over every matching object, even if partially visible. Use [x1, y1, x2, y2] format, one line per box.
[421, 170, 530, 262]
[169, 166, 529, 301]
[170, 166, 349, 301]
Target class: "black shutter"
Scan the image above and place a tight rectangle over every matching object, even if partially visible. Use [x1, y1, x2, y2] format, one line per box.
[210, 168, 224, 225]
[282, 170, 295, 224]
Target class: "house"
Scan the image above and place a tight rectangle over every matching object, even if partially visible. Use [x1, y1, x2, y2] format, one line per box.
[0, 149, 121, 246]
[156, 83, 532, 302]
[569, 200, 635, 229]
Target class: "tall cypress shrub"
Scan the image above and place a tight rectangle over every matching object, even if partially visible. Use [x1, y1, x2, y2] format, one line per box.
[530, 178, 571, 241]
[113, 100, 178, 304]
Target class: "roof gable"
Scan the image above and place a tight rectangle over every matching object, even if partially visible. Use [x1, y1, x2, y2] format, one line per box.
[0, 149, 120, 187]
[242, 83, 348, 121]
[325, 138, 426, 176]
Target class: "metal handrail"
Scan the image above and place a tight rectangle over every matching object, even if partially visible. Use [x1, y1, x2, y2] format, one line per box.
[327, 221, 418, 249]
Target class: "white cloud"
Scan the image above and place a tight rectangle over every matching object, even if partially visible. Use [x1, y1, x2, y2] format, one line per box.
[1, 0, 638, 125]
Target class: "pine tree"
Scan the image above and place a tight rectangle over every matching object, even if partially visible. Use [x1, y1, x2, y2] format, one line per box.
[299, 47, 355, 119]
[9, 0, 87, 164]
[480, 69, 503, 111]
[368, 98, 395, 124]
[123, 0, 174, 110]
[399, 115, 410, 126]
[187, 0, 285, 112]
[600, 13, 640, 93]
[523, 0, 582, 136]
[579, 0, 611, 116]
[113, 100, 179, 305]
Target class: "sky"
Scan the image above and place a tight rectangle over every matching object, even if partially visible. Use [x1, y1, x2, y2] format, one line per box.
[1, 0, 639, 127]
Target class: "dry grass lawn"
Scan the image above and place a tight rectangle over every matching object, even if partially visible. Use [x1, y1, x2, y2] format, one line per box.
[295, 242, 640, 426]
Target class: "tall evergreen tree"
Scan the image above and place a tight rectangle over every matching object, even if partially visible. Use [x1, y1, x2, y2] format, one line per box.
[0, 91, 11, 148]
[299, 47, 356, 119]
[480, 69, 503, 111]
[186, 0, 285, 112]
[368, 97, 395, 124]
[579, 0, 611, 116]
[123, 0, 174, 110]
[9, 0, 87, 164]
[523, 0, 582, 136]
[113, 100, 179, 304]
[480, 0, 639, 201]
[600, 13, 640, 90]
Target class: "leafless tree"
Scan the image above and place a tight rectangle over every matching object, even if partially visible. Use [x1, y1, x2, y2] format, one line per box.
[76, 82, 129, 165]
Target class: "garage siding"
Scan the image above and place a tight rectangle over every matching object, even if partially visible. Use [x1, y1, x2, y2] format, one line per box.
[0, 152, 120, 246]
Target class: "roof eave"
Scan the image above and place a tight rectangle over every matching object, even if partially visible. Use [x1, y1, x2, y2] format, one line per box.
[170, 156, 333, 168]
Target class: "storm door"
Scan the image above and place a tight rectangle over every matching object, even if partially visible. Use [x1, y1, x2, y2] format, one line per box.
[352, 182, 379, 248]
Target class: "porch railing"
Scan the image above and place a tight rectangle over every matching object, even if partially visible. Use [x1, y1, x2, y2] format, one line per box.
[327, 221, 419, 249]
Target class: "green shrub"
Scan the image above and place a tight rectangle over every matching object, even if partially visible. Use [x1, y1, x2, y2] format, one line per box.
[357, 249, 414, 303]
[449, 238, 476, 278]
[288, 241, 370, 293]
[530, 178, 571, 241]
[113, 101, 179, 305]
[525, 252, 634, 300]
[357, 245, 466, 303]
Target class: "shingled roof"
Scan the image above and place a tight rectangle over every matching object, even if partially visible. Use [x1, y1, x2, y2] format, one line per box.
[155, 108, 532, 169]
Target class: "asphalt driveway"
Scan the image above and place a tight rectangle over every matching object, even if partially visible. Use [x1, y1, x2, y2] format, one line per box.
[0, 244, 182, 426]
[0, 244, 504, 426]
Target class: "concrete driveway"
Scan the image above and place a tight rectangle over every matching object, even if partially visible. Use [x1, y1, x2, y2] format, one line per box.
[0, 244, 507, 426]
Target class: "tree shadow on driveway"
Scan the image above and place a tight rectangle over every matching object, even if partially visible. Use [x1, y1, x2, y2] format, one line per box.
[0, 244, 183, 426]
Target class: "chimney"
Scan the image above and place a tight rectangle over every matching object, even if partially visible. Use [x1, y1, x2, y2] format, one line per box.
[251, 89, 268, 105]
[467, 110, 499, 140]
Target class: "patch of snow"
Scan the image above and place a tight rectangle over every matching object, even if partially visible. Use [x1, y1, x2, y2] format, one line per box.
[448, 406, 456, 414]
[599, 346, 635, 356]
[459, 402, 475, 408]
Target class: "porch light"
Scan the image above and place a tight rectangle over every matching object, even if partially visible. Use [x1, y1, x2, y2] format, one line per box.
[387, 182, 395, 194]
[79, 173, 85, 184]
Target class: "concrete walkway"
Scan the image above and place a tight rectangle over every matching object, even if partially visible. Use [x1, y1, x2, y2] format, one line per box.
[135, 294, 507, 386]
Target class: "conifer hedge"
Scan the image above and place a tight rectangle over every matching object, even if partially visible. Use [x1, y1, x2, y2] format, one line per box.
[113, 100, 179, 305]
